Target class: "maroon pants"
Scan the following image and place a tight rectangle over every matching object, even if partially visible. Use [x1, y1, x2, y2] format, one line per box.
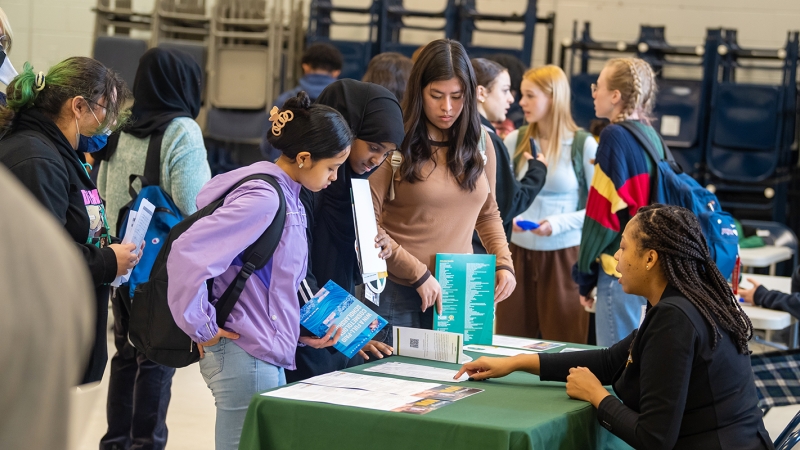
[496, 244, 589, 344]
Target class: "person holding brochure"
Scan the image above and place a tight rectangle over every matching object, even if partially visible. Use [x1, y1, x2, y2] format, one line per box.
[291, 79, 404, 382]
[0, 56, 140, 384]
[456, 204, 772, 450]
[496, 65, 598, 344]
[370, 39, 516, 345]
[166, 92, 353, 450]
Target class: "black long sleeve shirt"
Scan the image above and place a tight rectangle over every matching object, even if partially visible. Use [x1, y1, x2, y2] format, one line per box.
[540, 286, 773, 450]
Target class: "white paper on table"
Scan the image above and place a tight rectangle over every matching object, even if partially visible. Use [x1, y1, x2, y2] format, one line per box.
[364, 361, 469, 383]
[394, 326, 465, 364]
[559, 348, 588, 353]
[303, 371, 441, 396]
[492, 335, 565, 352]
[464, 345, 537, 357]
[351, 179, 387, 276]
[262, 383, 419, 411]
[111, 199, 155, 287]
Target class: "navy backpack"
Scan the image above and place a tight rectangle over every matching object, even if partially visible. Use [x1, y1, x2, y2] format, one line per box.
[618, 121, 739, 279]
[115, 134, 184, 300]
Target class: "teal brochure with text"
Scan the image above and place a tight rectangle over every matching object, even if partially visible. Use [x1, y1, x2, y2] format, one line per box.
[300, 280, 387, 358]
[433, 254, 495, 345]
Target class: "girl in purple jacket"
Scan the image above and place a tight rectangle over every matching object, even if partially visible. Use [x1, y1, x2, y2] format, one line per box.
[166, 92, 352, 450]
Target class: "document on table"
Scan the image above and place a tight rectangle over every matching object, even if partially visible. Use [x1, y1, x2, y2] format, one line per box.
[492, 335, 565, 352]
[262, 383, 419, 412]
[394, 326, 468, 364]
[464, 345, 537, 357]
[111, 198, 154, 287]
[364, 361, 469, 383]
[303, 371, 482, 401]
[434, 253, 495, 345]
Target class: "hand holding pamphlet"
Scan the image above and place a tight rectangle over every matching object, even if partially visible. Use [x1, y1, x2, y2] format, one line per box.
[300, 280, 387, 358]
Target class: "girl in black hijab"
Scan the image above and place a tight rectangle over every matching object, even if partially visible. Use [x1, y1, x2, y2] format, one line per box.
[96, 47, 211, 450]
[290, 79, 405, 382]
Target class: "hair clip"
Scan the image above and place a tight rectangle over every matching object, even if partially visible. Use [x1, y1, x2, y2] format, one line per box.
[34, 71, 46, 92]
[269, 106, 294, 136]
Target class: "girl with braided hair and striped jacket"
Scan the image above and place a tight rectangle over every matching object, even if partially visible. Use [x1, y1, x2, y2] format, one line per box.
[572, 57, 664, 347]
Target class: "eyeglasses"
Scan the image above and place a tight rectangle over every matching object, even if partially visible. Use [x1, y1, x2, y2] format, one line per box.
[0, 35, 8, 52]
[591, 83, 598, 95]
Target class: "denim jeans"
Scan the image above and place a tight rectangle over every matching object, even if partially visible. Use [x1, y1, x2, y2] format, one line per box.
[199, 337, 286, 450]
[101, 292, 175, 450]
[372, 279, 434, 347]
[594, 270, 648, 347]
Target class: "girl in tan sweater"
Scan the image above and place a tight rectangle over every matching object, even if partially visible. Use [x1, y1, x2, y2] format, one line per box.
[370, 39, 516, 344]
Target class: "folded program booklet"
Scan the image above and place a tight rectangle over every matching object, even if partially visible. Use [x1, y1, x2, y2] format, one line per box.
[300, 280, 387, 358]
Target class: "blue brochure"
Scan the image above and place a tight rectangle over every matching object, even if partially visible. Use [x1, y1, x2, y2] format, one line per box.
[300, 280, 388, 358]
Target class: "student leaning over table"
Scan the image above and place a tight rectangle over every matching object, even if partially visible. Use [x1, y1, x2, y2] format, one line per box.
[369, 39, 516, 344]
[457, 204, 773, 450]
[166, 92, 354, 450]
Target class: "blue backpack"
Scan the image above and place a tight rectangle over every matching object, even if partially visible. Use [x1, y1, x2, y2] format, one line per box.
[115, 134, 184, 299]
[618, 121, 739, 279]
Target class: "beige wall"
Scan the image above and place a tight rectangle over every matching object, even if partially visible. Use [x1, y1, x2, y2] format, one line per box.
[4, 0, 800, 79]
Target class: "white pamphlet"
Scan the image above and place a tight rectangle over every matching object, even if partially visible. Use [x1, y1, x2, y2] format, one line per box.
[492, 335, 565, 352]
[463, 345, 537, 357]
[111, 198, 155, 287]
[351, 179, 387, 276]
[394, 326, 470, 364]
[262, 383, 418, 411]
[303, 371, 441, 396]
[364, 361, 469, 383]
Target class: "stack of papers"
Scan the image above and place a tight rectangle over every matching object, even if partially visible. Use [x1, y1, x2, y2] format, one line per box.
[262, 371, 481, 415]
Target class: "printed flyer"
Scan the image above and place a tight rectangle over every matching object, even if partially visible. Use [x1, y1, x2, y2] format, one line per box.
[434, 254, 495, 345]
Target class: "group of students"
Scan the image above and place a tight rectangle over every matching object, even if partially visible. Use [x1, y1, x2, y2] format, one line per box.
[0, 11, 776, 449]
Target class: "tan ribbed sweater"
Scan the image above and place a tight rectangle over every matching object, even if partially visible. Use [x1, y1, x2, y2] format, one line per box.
[370, 135, 514, 287]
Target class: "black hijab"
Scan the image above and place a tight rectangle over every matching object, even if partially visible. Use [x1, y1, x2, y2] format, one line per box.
[95, 47, 202, 162]
[307, 80, 404, 294]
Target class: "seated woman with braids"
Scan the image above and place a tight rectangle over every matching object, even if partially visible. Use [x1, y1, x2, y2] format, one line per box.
[457, 204, 773, 450]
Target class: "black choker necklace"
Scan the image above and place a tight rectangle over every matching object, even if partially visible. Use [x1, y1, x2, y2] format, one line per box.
[428, 138, 450, 147]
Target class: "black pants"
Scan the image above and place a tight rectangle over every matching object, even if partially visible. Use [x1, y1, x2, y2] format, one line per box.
[100, 290, 175, 450]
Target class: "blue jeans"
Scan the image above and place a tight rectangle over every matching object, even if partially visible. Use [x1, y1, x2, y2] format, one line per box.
[372, 279, 434, 347]
[594, 270, 647, 347]
[199, 338, 286, 450]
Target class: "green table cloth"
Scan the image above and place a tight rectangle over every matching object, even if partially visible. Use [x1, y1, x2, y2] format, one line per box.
[240, 349, 632, 450]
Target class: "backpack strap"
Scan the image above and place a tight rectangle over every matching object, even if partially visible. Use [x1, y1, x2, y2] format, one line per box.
[616, 121, 680, 171]
[571, 129, 591, 210]
[213, 174, 287, 328]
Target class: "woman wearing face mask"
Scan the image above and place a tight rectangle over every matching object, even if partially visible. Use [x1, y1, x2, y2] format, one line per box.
[496, 66, 598, 344]
[0, 57, 140, 384]
[290, 79, 404, 382]
[0, 7, 19, 106]
[470, 57, 547, 250]
[95, 47, 211, 450]
[370, 39, 516, 343]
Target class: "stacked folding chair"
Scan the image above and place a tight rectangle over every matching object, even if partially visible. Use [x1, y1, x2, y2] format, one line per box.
[92, 0, 152, 88]
[457, 0, 555, 67]
[307, 0, 380, 80]
[377, 0, 459, 57]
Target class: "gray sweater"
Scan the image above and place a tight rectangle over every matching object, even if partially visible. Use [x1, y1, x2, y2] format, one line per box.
[96, 117, 211, 231]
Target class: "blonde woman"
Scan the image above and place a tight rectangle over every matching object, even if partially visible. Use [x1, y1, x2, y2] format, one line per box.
[572, 57, 661, 347]
[496, 65, 597, 344]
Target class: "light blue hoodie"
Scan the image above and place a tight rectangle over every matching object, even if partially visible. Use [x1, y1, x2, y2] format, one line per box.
[166, 161, 307, 369]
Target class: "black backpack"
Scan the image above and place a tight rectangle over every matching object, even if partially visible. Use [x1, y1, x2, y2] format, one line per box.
[129, 174, 287, 368]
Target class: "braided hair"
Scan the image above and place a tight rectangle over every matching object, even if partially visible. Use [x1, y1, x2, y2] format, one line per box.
[632, 204, 752, 354]
[604, 57, 657, 125]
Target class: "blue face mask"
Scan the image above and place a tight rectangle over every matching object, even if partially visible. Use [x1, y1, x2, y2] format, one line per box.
[78, 133, 109, 153]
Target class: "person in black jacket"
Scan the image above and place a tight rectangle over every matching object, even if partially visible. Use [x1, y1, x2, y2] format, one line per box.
[457, 204, 773, 450]
[740, 269, 800, 319]
[0, 57, 140, 385]
[288, 79, 404, 382]
[470, 57, 547, 252]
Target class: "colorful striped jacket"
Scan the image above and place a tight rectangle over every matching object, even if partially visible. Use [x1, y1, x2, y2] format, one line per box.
[572, 121, 663, 295]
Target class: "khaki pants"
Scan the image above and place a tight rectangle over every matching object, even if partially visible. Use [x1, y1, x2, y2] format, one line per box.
[496, 244, 589, 344]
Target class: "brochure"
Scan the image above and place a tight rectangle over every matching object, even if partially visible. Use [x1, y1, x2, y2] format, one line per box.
[434, 253, 495, 345]
[351, 178, 387, 305]
[394, 326, 468, 364]
[299, 280, 387, 358]
[364, 361, 469, 383]
[111, 198, 154, 287]
[492, 335, 566, 352]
